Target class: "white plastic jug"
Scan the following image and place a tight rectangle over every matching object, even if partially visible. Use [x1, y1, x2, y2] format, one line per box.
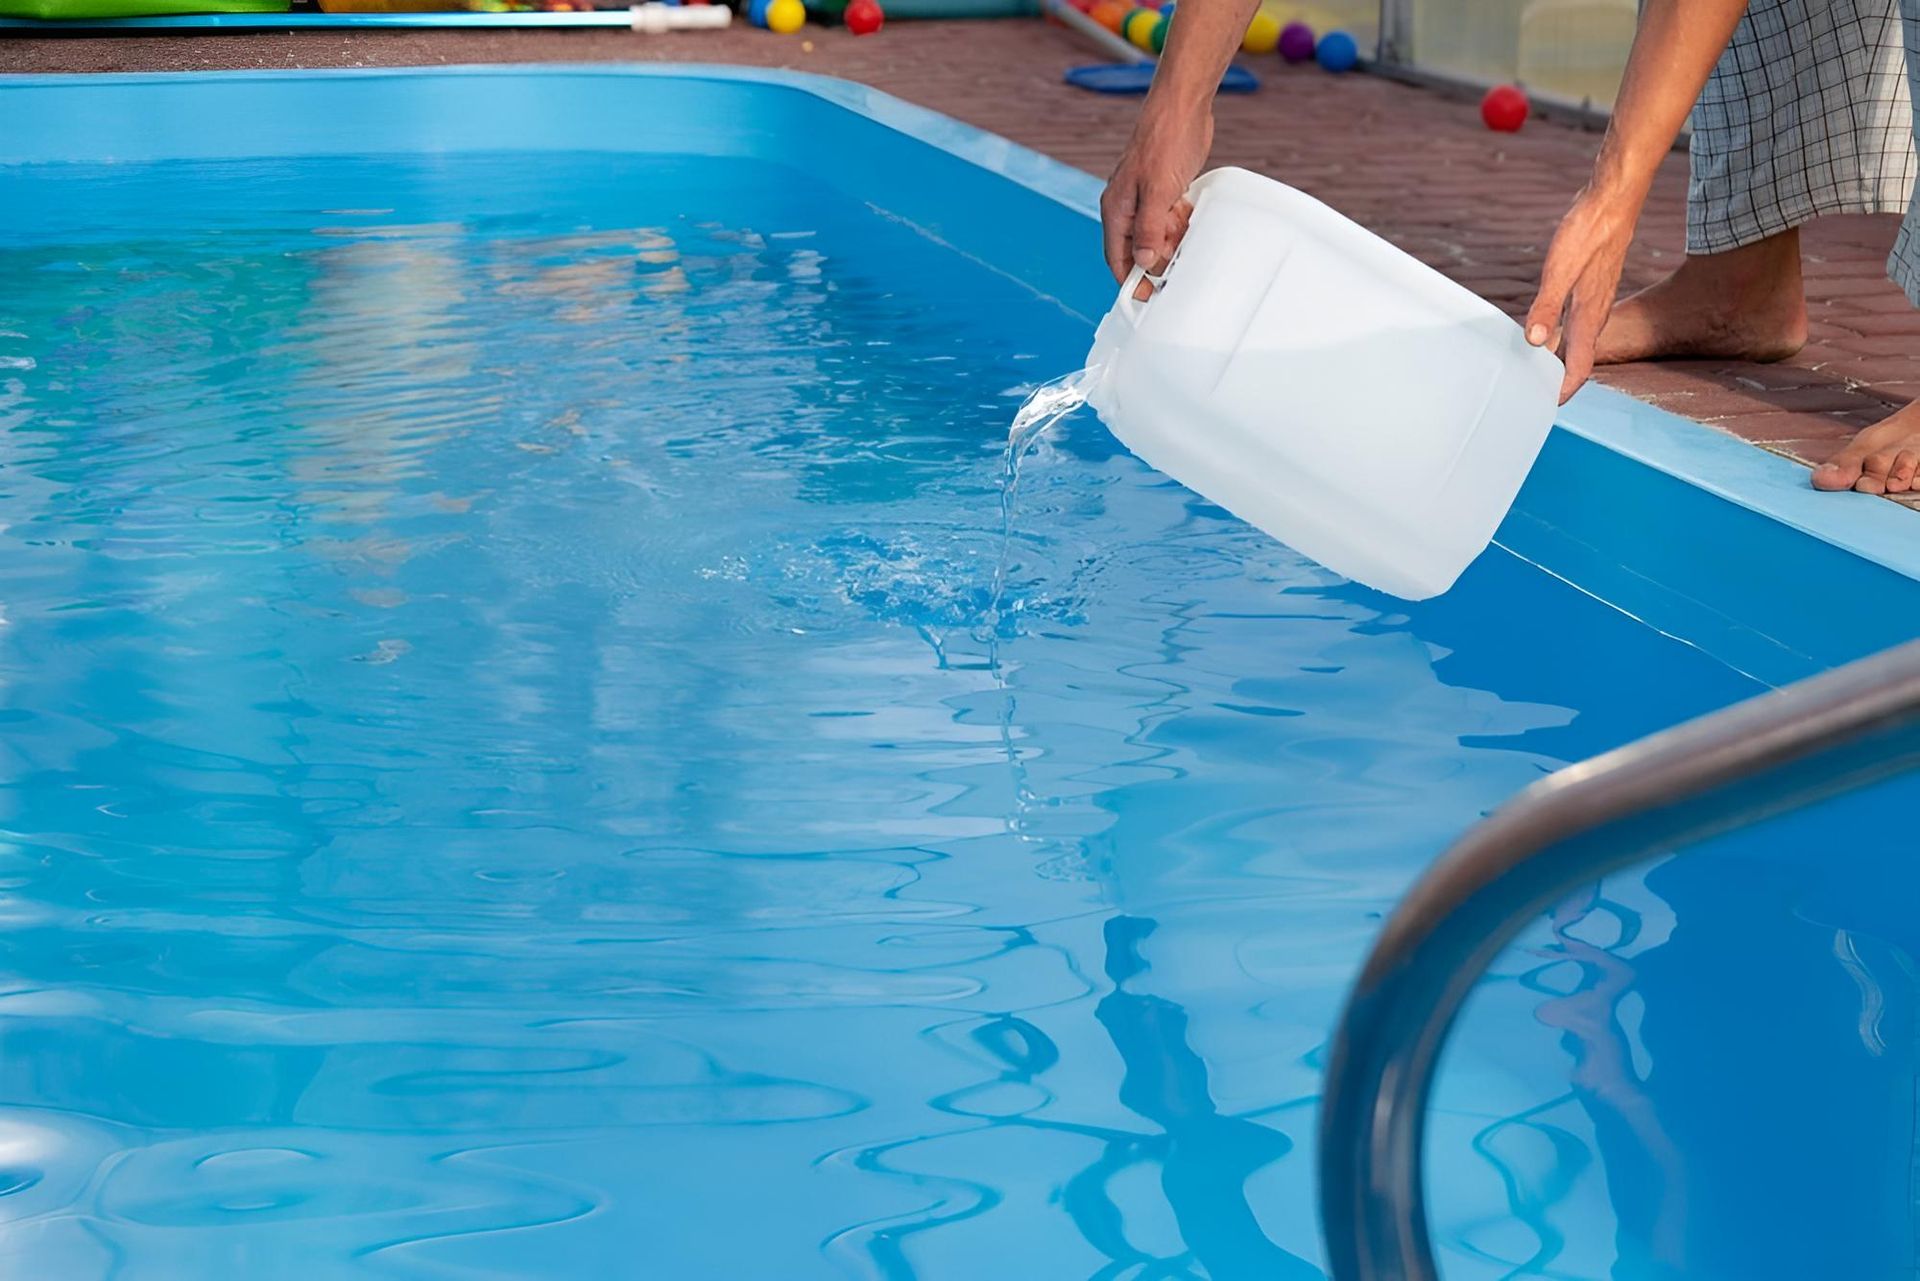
[1085, 167, 1564, 600]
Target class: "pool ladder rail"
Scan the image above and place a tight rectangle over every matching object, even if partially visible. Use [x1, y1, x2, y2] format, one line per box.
[1317, 637, 1920, 1281]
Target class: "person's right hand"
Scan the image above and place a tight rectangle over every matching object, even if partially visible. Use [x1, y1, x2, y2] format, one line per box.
[1101, 101, 1213, 287]
[1525, 182, 1642, 404]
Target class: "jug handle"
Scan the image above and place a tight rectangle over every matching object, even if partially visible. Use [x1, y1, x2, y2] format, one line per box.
[1118, 264, 1165, 325]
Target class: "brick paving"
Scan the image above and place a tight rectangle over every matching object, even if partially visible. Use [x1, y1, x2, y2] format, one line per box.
[5, 17, 1920, 507]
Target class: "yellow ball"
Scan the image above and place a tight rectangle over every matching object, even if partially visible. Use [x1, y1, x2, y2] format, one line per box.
[766, 0, 805, 32]
[1242, 10, 1280, 53]
[1124, 7, 1159, 50]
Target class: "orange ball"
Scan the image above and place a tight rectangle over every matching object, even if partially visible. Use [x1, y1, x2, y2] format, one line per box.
[1090, 0, 1129, 32]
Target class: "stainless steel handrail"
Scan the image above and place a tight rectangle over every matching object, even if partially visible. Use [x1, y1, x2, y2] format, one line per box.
[1318, 638, 1920, 1281]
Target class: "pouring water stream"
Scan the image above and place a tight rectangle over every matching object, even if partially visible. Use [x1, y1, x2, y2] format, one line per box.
[979, 366, 1096, 865]
[985, 366, 1096, 636]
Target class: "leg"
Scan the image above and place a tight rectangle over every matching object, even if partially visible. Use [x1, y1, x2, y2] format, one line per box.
[1607, 0, 1914, 367]
[1595, 228, 1808, 365]
[1815, 0, 1920, 495]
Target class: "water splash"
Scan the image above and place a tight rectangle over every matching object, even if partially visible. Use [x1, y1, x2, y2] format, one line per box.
[979, 366, 1097, 885]
[985, 366, 1096, 635]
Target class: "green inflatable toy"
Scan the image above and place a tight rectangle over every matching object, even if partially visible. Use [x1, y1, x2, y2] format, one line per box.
[0, 0, 286, 17]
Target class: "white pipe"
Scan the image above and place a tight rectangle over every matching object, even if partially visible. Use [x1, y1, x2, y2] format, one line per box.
[1039, 0, 1151, 65]
[630, 2, 733, 31]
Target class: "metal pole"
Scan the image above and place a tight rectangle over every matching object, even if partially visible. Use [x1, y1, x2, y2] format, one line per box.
[1319, 638, 1920, 1280]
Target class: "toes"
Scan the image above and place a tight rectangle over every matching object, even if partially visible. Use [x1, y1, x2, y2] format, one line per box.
[1889, 450, 1920, 493]
[1815, 408, 1920, 494]
[1855, 451, 1895, 495]
[1813, 453, 1866, 491]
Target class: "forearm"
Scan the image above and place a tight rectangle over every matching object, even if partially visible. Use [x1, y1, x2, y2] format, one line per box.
[1591, 0, 1748, 203]
[1142, 0, 1262, 118]
[1100, 0, 1261, 277]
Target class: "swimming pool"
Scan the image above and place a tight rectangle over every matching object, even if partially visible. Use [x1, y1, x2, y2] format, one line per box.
[2, 66, 1919, 1279]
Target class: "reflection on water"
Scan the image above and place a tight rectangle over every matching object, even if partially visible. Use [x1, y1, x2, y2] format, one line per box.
[0, 152, 1909, 1279]
[1088, 916, 1319, 1280]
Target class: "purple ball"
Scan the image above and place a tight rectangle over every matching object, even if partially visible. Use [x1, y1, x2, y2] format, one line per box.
[1278, 21, 1315, 63]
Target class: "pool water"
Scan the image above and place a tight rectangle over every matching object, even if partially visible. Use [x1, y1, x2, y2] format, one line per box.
[0, 150, 1909, 1279]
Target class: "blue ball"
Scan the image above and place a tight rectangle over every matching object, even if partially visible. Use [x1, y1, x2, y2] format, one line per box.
[747, 0, 771, 24]
[1157, 1, 1175, 13]
[1316, 29, 1359, 72]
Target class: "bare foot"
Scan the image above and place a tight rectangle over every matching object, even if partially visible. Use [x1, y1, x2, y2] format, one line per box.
[1594, 229, 1809, 365]
[1812, 402, 1920, 494]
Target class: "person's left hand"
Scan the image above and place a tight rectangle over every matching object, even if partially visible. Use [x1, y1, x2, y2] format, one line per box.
[1525, 183, 1642, 404]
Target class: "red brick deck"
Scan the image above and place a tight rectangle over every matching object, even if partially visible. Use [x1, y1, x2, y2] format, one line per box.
[6, 18, 1919, 508]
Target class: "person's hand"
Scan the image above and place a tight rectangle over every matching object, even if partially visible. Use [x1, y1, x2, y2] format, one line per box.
[1525, 183, 1644, 404]
[1101, 101, 1213, 289]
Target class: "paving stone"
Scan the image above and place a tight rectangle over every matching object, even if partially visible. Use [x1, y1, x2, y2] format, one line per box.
[1711, 412, 1879, 443]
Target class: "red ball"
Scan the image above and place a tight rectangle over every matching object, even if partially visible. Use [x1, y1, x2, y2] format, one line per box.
[846, 0, 883, 33]
[1481, 84, 1528, 133]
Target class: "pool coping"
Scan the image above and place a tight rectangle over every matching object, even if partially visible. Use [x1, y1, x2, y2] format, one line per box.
[5, 60, 1918, 588]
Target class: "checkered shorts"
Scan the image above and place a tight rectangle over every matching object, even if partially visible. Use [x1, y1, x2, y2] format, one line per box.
[1688, 0, 1919, 297]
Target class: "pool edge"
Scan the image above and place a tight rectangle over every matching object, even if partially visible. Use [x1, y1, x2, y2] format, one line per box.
[3, 61, 1915, 600]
